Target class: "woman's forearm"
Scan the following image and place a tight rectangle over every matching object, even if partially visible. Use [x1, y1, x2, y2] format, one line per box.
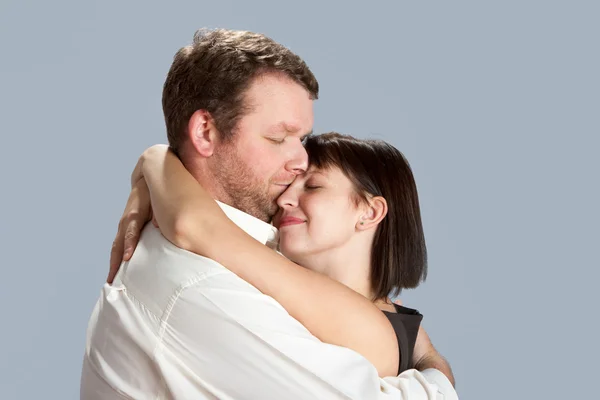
[139, 145, 215, 248]
[130, 153, 145, 188]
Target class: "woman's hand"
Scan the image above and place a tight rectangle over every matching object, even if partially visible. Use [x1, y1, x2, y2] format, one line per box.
[107, 176, 153, 283]
[107, 145, 171, 282]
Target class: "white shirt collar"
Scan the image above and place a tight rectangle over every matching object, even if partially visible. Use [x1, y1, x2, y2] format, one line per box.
[216, 201, 279, 249]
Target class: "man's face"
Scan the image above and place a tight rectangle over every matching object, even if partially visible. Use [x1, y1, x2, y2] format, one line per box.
[211, 73, 313, 222]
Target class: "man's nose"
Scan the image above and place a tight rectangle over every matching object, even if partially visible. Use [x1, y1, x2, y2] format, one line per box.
[285, 143, 308, 175]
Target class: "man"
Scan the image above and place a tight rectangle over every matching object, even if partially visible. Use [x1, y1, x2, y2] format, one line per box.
[81, 28, 457, 399]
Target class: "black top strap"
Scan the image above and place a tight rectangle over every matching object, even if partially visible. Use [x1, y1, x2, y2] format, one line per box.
[382, 304, 423, 374]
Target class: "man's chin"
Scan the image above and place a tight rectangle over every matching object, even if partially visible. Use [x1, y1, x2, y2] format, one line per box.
[255, 194, 277, 222]
[265, 202, 279, 222]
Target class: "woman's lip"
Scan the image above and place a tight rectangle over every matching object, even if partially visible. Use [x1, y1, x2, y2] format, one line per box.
[278, 217, 305, 227]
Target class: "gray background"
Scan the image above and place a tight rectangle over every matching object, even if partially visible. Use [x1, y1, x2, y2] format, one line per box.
[1, 1, 598, 399]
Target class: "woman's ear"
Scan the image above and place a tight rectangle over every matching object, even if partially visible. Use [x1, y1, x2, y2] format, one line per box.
[356, 196, 387, 231]
[187, 109, 219, 158]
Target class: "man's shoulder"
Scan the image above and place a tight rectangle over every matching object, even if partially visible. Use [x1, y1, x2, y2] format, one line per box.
[117, 224, 234, 312]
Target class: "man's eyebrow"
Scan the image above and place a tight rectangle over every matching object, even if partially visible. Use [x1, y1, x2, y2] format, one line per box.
[270, 123, 312, 141]
[271, 122, 297, 133]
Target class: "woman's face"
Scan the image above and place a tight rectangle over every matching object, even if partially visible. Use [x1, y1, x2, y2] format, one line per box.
[272, 166, 363, 264]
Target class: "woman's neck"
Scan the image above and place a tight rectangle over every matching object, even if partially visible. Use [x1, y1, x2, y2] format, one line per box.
[304, 251, 396, 312]
[374, 298, 396, 312]
[299, 239, 374, 300]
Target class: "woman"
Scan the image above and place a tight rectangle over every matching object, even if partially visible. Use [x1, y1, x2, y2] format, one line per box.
[121, 132, 429, 378]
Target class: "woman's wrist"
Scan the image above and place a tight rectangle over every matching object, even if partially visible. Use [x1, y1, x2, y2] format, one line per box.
[130, 154, 145, 188]
[132, 144, 170, 187]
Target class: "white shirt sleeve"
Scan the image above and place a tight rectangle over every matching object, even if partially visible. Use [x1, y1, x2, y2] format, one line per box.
[156, 272, 458, 400]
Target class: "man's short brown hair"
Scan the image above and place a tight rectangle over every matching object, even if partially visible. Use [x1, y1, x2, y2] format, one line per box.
[162, 28, 319, 155]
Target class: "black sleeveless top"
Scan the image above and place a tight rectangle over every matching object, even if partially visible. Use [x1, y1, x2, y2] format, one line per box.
[382, 304, 423, 374]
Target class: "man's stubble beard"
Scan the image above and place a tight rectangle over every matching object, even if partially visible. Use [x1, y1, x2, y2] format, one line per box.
[211, 143, 278, 222]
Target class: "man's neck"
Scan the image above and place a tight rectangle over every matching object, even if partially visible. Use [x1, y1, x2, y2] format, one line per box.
[183, 154, 238, 209]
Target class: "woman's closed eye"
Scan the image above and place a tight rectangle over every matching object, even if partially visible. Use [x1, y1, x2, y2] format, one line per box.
[304, 181, 323, 190]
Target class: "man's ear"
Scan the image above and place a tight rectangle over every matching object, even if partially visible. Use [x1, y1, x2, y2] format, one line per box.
[187, 109, 219, 157]
[356, 196, 387, 231]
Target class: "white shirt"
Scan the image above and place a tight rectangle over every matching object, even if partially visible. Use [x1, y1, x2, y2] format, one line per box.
[81, 202, 457, 399]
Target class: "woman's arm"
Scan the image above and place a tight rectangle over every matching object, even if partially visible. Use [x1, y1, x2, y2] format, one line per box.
[413, 326, 455, 386]
[141, 145, 399, 377]
[107, 160, 153, 283]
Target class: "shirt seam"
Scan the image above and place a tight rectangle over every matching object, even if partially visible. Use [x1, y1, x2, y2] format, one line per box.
[149, 270, 227, 400]
[118, 288, 166, 400]
[156, 270, 226, 338]
[120, 270, 226, 400]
